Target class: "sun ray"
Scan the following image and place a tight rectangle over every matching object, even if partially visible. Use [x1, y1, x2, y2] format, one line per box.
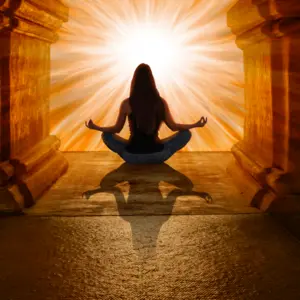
[51, 0, 243, 151]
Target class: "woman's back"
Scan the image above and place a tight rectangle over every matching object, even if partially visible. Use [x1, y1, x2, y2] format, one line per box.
[126, 101, 164, 154]
[125, 63, 165, 154]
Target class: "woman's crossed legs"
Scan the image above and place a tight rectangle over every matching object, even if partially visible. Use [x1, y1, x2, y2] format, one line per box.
[102, 130, 191, 164]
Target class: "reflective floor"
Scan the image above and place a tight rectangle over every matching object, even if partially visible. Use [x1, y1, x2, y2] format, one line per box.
[26, 152, 259, 216]
[1, 152, 300, 299]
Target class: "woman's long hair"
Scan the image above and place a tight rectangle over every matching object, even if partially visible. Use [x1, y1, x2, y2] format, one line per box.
[129, 64, 164, 135]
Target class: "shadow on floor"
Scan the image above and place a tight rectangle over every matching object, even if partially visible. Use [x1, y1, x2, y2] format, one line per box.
[82, 162, 213, 260]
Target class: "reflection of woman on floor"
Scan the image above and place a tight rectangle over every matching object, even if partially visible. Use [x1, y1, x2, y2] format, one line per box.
[82, 163, 213, 209]
[82, 163, 212, 255]
[85, 63, 207, 164]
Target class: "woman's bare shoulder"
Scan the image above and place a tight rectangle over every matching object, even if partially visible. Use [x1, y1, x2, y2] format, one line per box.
[160, 97, 168, 105]
[121, 98, 131, 114]
[160, 98, 169, 110]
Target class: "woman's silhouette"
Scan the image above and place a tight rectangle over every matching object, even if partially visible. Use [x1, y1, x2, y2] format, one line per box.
[85, 63, 207, 164]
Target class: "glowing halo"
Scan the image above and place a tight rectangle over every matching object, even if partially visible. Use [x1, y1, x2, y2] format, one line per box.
[108, 22, 185, 84]
[51, 0, 244, 151]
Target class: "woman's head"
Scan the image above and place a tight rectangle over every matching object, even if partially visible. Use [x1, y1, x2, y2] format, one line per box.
[130, 63, 157, 96]
[129, 64, 164, 134]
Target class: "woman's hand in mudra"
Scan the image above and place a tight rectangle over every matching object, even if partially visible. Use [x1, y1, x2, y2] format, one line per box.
[85, 119, 96, 130]
[195, 117, 208, 128]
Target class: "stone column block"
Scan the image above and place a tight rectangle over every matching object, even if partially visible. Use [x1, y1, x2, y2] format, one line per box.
[0, 0, 69, 211]
[227, 0, 300, 212]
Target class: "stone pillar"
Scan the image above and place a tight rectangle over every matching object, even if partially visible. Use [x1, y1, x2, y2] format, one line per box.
[0, 0, 68, 212]
[227, 0, 300, 212]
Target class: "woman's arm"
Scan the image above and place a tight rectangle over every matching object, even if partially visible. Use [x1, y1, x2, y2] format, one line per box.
[85, 99, 129, 133]
[162, 98, 207, 131]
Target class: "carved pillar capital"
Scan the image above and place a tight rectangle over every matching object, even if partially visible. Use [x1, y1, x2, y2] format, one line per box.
[0, 0, 68, 43]
[228, 0, 300, 48]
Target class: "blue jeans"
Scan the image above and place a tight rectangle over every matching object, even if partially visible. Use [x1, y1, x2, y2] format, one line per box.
[102, 130, 191, 164]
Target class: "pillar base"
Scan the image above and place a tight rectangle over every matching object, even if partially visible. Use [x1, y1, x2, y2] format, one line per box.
[0, 135, 68, 212]
[227, 144, 300, 213]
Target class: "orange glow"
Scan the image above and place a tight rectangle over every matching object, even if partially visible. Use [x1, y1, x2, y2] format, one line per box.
[51, 0, 244, 151]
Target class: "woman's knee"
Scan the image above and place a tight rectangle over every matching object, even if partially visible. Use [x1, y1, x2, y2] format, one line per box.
[180, 130, 192, 143]
[101, 132, 113, 143]
[101, 132, 116, 151]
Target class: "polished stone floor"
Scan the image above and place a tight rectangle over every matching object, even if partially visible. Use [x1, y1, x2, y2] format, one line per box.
[1, 214, 300, 300]
[26, 152, 259, 216]
[1, 152, 300, 300]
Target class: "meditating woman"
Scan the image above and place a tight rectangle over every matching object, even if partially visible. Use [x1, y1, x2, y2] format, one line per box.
[85, 63, 207, 164]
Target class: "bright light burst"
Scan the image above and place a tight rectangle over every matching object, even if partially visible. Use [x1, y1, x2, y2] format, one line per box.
[110, 23, 184, 84]
[51, 0, 244, 151]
